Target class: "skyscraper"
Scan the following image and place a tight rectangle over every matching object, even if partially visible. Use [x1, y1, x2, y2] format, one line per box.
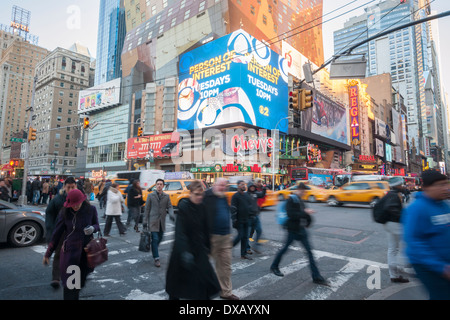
[95, 0, 127, 85]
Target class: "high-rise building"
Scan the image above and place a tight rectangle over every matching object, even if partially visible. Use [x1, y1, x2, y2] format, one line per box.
[95, 0, 127, 85]
[28, 47, 91, 176]
[333, 0, 435, 157]
[0, 33, 49, 163]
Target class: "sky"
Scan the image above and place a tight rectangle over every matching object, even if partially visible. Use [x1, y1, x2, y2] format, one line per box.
[0, 0, 449, 92]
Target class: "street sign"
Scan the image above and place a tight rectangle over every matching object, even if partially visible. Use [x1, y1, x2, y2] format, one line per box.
[10, 137, 26, 143]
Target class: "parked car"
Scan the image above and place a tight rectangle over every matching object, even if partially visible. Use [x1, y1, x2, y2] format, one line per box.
[276, 183, 329, 202]
[326, 181, 390, 208]
[0, 200, 46, 247]
[141, 179, 208, 208]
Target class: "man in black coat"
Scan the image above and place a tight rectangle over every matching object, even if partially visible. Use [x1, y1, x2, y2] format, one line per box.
[247, 181, 266, 253]
[44, 177, 77, 289]
[231, 180, 256, 260]
[270, 183, 328, 285]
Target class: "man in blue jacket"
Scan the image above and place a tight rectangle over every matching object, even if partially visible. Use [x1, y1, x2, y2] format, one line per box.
[402, 170, 450, 300]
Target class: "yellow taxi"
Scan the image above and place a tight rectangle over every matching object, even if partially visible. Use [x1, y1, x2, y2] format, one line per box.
[94, 178, 130, 198]
[326, 180, 390, 207]
[225, 184, 278, 208]
[276, 183, 329, 203]
[142, 179, 208, 208]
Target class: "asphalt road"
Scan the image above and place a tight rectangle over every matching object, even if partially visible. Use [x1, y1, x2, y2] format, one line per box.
[0, 198, 428, 302]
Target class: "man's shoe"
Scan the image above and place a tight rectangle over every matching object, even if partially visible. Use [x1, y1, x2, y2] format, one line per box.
[50, 280, 60, 289]
[313, 278, 330, 286]
[241, 255, 253, 260]
[270, 267, 284, 277]
[220, 294, 240, 300]
[154, 259, 161, 267]
[391, 276, 409, 283]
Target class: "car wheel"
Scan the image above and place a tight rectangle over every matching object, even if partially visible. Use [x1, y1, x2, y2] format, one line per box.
[9, 221, 42, 247]
[369, 197, 379, 208]
[308, 195, 316, 203]
[327, 196, 339, 206]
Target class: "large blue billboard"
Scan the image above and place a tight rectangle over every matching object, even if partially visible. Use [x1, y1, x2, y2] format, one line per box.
[177, 29, 289, 133]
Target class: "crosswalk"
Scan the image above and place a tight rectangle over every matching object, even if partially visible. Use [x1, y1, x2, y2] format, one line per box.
[31, 218, 393, 300]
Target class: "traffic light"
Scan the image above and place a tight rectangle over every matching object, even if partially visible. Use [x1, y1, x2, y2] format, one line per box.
[300, 89, 313, 109]
[289, 90, 299, 110]
[28, 127, 37, 141]
[137, 127, 143, 137]
[83, 117, 90, 129]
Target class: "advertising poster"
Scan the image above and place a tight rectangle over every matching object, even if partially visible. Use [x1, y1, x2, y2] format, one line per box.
[127, 133, 180, 159]
[305, 90, 348, 144]
[375, 138, 384, 157]
[177, 29, 289, 133]
[78, 78, 121, 114]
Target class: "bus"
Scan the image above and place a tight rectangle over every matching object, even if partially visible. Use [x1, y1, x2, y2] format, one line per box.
[290, 167, 346, 188]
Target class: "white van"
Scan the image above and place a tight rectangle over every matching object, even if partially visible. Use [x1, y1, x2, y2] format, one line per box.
[116, 170, 165, 189]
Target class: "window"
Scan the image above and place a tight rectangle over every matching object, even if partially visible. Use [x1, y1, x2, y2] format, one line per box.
[165, 181, 182, 191]
[199, 1, 206, 11]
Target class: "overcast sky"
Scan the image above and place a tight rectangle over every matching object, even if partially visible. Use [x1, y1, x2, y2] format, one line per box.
[0, 0, 449, 92]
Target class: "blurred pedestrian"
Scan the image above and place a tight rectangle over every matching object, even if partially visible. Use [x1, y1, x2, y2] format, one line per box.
[45, 177, 77, 289]
[402, 170, 450, 300]
[166, 180, 221, 300]
[104, 183, 127, 236]
[31, 177, 41, 205]
[84, 178, 93, 200]
[143, 178, 174, 267]
[270, 183, 328, 286]
[203, 178, 239, 300]
[97, 179, 106, 209]
[247, 180, 266, 254]
[231, 180, 254, 260]
[43, 189, 100, 300]
[381, 180, 409, 283]
[41, 179, 49, 205]
[0, 179, 11, 202]
[127, 179, 144, 232]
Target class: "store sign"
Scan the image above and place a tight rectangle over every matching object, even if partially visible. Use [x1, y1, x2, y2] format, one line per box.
[177, 29, 289, 132]
[127, 133, 180, 159]
[11, 21, 29, 32]
[91, 170, 107, 178]
[231, 134, 274, 154]
[359, 155, 375, 162]
[191, 163, 262, 173]
[348, 85, 360, 146]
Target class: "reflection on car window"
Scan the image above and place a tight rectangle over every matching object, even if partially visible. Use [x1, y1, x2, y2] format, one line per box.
[166, 182, 182, 191]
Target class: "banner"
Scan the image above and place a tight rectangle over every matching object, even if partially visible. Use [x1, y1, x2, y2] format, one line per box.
[177, 29, 289, 133]
[78, 78, 121, 114]
[127, 133, 179, 159]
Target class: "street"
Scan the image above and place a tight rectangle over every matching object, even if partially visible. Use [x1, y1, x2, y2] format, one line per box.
[0, 198, 428, 301]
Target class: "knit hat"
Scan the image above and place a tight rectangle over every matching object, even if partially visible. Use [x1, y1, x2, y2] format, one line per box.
[64, 189, 86, 208]
[421, 170, 447, 187]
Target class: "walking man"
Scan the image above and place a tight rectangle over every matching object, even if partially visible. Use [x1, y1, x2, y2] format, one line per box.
[143, 179, 174, 267]
[31, 177, 41, 205]
[402, 170, 450, 300]
[270, 183, 328, 285]
[203, 178, 239, 300]
[231, 180, 255, 260]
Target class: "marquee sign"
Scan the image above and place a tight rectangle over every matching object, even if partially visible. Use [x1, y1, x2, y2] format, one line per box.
[348, 83, 360, 146]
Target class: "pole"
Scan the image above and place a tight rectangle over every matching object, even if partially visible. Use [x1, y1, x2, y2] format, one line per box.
[19, 75, 37, 206]
[272, 117, 289, 191]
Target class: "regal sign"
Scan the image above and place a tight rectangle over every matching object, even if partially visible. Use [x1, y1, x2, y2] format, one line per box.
[359, 155, 375, 162]
[348, 84, 360, 146]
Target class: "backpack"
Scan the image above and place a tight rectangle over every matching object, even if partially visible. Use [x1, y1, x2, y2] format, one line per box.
[276, 194, 299, 226]
[372, 193, 391, 224]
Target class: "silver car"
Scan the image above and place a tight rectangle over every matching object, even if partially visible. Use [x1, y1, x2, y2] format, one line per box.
[0, 200, 46, 247]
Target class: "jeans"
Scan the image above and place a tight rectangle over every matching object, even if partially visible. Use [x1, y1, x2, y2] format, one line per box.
[248, 216, 262, 250]
[412, 264, 450, 300]
[151, 229, 164, 260]
[271, 229, 323, 281]
[384, 221, 407, 279]
[32, 190, 40, 205]
[233, 222, 249, 257]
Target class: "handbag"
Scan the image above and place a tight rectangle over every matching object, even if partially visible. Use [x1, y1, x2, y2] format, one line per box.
[139, 230, 151, 252]
[89, 192, 95, 201]
[84, 231, 108, 268]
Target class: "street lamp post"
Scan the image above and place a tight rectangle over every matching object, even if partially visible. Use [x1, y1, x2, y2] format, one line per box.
[272, 117, 289, 191]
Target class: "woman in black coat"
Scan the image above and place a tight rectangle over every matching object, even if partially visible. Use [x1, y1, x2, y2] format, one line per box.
[165, 180, 220, 300]
[43, 189, 100, 300]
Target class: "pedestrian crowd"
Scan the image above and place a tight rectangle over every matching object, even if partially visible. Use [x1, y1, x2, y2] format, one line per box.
[40, 170, 449, 300]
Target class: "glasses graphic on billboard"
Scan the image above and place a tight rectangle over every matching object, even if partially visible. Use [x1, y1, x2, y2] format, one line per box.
[177, 29, 289, 133]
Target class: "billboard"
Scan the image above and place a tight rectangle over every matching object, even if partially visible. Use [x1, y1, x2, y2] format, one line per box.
[78, 78, 121, 114]
[127, 133, 180, 159]
[177, 29, 289, 133]
[301, 89, 348, 145]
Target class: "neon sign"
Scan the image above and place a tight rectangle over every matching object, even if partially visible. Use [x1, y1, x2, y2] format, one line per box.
[349, 84, 360, 146]
[231, 134, 274, 154]
[10, 21, 29, 32]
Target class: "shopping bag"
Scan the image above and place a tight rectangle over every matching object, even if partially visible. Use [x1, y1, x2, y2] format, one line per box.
[139, 231, 151, 252]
